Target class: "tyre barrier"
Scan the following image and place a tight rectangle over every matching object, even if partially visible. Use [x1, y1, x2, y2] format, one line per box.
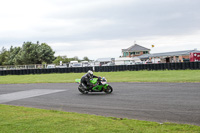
[0, 62, 200, 76]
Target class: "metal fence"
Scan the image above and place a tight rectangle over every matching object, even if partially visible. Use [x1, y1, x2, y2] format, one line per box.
[0, 64, 45, 70]
[0, 62, 200, 76]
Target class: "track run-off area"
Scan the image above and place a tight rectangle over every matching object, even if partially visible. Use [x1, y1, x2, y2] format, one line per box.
[0, 82, 200, 126]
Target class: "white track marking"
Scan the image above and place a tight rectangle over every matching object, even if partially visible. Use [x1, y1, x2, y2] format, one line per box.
[0, 89, 66, 103]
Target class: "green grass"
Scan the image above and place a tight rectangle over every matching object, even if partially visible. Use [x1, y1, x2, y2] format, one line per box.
[0, 104, 200, 133]
[0, 70, 200, 84]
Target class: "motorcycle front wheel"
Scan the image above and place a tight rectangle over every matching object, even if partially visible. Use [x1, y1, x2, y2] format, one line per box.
[104, 85, 113, 94]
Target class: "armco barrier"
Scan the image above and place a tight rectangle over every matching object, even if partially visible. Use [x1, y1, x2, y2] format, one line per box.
[0, 62, 200, 76]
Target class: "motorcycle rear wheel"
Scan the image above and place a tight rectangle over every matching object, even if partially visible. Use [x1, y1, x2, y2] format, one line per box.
[104, 85, 113, 94]
[78, 86, 88, 94]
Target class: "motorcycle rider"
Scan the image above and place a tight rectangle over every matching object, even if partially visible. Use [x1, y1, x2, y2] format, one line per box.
[80, 70, 99, 90]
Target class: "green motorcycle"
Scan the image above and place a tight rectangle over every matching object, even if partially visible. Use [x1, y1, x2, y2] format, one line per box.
[75, 77, 113, 94]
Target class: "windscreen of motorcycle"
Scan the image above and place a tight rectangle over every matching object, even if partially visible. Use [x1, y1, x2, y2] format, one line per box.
[101, 81, 107, 85]
[101, 78, 107, 85]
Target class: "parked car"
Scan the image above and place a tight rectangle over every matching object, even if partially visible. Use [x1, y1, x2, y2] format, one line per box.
[81, 61, 89, 67]
[69, 61, 78, 67]
[72, 63, 82, 67]
[56, 65, 67, 68]
[135, 62, 142, 65]
[102, 63, 115, 66]
[145, 61, 152, 64]
[47, 64, 55, 68]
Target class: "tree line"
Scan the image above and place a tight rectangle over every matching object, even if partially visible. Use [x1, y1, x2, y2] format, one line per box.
[0, 42, 90, 65]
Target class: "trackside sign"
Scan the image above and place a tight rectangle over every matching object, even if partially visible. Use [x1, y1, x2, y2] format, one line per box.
[190, 53, 200, 62]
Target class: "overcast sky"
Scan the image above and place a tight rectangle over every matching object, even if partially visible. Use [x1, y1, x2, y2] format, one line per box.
[0, 0, 200, 60]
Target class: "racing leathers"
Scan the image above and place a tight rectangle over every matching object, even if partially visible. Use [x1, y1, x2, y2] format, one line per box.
[80, 73, 98, 90]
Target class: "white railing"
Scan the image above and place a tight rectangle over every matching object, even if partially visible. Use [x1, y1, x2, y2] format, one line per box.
[0, 64, 46, 70]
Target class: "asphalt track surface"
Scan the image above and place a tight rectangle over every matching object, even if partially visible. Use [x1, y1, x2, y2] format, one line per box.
[0, 82, 200, 126]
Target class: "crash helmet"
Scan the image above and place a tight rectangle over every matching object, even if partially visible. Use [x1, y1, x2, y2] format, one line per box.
[87, 70, 93, 78]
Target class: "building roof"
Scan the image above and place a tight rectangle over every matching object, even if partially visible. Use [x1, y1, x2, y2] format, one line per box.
[122, 44, 150, 52]
[138, 49, 200, 59]
[96, 58, 114, 62]
[138, 54, 151, 59]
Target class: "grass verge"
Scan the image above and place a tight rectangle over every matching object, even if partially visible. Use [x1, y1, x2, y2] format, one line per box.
[0, 104, 200, 133]
[0, 70, 200, 84]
